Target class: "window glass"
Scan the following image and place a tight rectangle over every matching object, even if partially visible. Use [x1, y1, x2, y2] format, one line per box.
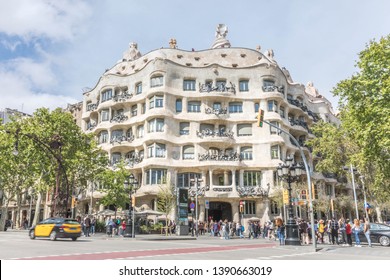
[176, 99, 182, 113]
[99, 131, 108, 143]
[183, 79, 196, 91]
[237, 124, 252, 136]
[180, 122, 190, 135]
[240, 146, 253, 160]
[254, 103, 259, 113]
[183, 145, 195, 159]
[188, 101, 201, 112]
[213, 102, 222, 110]
[229, 102, 243, 113]
[268, 100, 278, 112]
[271, 145, 280, 159]
[270, 121, 280, 134]
[136, 82, 142, 94]
[150, 76, 164, 87]
[244, 201, 256, 215]
[146, 169, 167, 185]
[137, 125, 144, 138]
[243, 171, 262, 186]
[131, 105, 137, 116]
[177, 173, 201, 188]
[239, 80, 249, 92]
[101, 110, 109, 122]
[101, 89, 112, 102]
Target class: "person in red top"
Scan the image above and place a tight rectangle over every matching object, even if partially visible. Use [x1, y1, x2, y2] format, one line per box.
[121, 220, 126, 236]
[345, 218, 352, 246]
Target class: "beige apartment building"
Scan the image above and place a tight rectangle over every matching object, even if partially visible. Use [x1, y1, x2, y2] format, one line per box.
[81, 25, 339, 226]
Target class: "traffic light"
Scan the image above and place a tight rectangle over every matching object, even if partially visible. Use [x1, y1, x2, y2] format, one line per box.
[71, 197, 76, 208]
[257, 109, 264, 127]
[131, 196, 135, 207]
[312, 183, 316, 200]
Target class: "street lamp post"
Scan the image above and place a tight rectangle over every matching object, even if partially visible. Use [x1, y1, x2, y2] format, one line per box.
[124, 174, 139, 238]
[277, 157, 304, 246]
[359, 176, 369, 221]
[343, 164, 359, 220]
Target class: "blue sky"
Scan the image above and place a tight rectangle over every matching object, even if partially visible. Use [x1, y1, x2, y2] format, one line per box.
[0, 0, 389, 114]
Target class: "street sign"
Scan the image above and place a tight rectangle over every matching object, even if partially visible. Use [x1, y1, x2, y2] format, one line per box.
[190, 202, 195, 209]
[205, 200, 209, 209]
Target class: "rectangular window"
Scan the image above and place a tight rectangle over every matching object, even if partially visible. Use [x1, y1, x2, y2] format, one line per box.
[237, 124, 252, 136]
[254, 103, 259, 113]
[131, 105, 137, 116]
[270, 121, 280, 135]
[177, 173, 201, 188]
[149, 95, 164, 109]
[148, 143, 166, 158]
[183, 79, 196, 91]
[188, 101, 201, 112]
[151, 76, 164, 88]
[229, 102, 243, 113]
[271, 145, 280, 159]
[243, 171, 262, 187]
[101, 89, 112, 102]
[244, 201, 256, 215]
[176, 99, 182, 113]
[101, 110, 109, 122]
[99, 131, 108, 143]
[135, 82, 142, 94]
[240, 146, 253, 160]
[137, 125, 144, 138]
[263, 80, 275, 92]
[179, 122, 190, 135]
[239, 80, 249, 92]
[146, 169, 167, 185]
[213, 102, 221, 110]
[279, 106, 285, 118]
[148, 118, 164, 132]
[268, 100, 278, 112]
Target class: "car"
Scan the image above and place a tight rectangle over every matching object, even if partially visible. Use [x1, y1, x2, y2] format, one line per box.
[352, 222, 390, 246]
[29, 217, 81, 241]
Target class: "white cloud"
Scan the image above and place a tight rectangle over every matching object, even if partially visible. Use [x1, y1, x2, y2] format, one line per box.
[0, 0, 91, 41]
[0, 68, 78, 114]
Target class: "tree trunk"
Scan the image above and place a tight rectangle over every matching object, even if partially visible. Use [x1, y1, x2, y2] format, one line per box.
[32, 192, 43, 226]
[375, 206, 383, 223]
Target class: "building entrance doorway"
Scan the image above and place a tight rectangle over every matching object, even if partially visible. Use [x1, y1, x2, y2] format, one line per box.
[208, 202, 232, 222]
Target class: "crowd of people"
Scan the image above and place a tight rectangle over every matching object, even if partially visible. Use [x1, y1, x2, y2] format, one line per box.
[188, 216, 372, 247]
[299, 217, 372, 247]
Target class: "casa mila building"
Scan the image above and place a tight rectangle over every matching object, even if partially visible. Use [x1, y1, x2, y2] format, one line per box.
[81, 24, 339, 228]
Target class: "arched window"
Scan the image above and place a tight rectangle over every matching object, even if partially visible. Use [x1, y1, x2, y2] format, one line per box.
[150, 75, 164, 88]
[240, 146, 253, 160]
[183, 145, 195, 160]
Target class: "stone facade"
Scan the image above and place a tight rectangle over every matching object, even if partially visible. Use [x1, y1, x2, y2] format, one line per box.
[81, 25, 338, 226]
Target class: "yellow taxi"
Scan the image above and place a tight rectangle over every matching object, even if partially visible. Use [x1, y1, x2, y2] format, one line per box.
[29, 217, 81, 241]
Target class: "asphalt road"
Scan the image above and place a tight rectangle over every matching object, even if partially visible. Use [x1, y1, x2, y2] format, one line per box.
[1, 229, 389, 260]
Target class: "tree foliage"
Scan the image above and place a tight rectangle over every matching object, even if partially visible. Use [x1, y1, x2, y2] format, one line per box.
[308, 35, 390, 220]
[157, 184, 176, 235]
[333, 35, 390, 201]
[0, 108, 107, 229]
